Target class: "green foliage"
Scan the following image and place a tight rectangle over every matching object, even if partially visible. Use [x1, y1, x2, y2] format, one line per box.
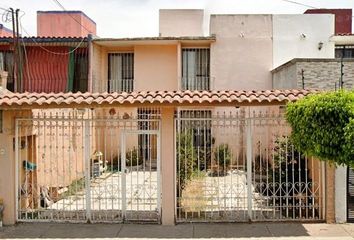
[286, 90, 354, 166]
[262, 136, 315, 218]
[125, 147, 144, 166]
[61, 177, 85, 199]
[111, 147, 143, 171]
[176, 131, 197, 191]
[271, 136, 309, 184]
[214, 143, 231, 168]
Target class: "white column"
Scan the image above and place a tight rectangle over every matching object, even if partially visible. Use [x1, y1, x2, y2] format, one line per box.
[335, 166, 347, 223]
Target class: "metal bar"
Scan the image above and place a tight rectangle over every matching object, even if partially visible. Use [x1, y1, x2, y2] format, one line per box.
[84, 120, 91, 222]
[15, 119, 19, 221]
[246, 116, 253, 220]
[121, 133, 126, 221]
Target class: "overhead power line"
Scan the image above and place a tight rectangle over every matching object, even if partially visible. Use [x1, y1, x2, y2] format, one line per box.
[280, 0, 318, 9]
[51, 0, 93, 34]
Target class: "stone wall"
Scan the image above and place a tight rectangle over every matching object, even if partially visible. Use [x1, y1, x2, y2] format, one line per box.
[272, 58, 354, 90]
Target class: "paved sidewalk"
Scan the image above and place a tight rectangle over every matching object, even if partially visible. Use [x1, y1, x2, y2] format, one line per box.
[1, 222, 354, 239]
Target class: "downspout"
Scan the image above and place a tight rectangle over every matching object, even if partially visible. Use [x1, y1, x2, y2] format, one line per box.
[87, 34, 93, 92]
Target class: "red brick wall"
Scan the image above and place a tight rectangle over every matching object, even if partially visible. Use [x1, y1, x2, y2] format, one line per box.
[304, 9, 352, 34]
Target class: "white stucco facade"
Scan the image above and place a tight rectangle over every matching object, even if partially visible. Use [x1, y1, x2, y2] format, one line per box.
[272, 14, 335, 68]
[335, 166, 347, 223]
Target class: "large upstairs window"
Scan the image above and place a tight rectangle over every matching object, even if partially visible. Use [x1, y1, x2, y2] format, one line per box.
[181, 48, 210, 91]
[108, 53, 134, 93]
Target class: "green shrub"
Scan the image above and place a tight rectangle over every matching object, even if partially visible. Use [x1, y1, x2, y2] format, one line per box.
[286, 90, 354, 166]
[214, 143, 231, 169]
[259, 136, 315, 218]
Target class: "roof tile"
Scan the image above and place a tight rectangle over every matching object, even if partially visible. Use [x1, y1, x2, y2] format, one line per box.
[0, 90, 319, 108]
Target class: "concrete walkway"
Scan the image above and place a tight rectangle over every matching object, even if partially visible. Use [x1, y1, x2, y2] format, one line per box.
[1, 223, 354, 239]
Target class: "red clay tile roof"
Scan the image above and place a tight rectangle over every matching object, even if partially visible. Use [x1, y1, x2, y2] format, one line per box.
[0, 89, 318, 108]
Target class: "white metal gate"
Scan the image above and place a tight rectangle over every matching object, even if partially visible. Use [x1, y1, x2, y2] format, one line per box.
[15, 109, 161, 223]
[175, 108, 325, 222]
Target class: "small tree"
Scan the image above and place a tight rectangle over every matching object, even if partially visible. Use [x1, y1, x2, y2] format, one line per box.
[286, 90, 354, 166]
[176, 131, 197, 191]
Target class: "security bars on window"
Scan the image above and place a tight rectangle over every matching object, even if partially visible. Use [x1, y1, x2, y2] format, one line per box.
[181, 48, 210, 91]
[108, 53, 134, 93]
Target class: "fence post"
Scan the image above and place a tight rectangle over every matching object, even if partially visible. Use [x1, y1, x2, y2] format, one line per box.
[246, 116, 253, 220]
[84, 120, 91, 222]
[160, 107, 175, 225]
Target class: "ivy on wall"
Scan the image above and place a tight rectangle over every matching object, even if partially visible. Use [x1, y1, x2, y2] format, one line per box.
[286, 90, 354, 166]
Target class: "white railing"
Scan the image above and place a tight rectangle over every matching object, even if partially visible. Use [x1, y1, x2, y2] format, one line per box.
[180, 76, 213, 91]
[15, 108, 161, 223]
[108, 78, 134, 93]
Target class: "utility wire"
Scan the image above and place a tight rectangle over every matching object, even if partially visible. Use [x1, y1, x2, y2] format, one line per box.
[280, 0, 318, 9]
[20, 23, 86, 55]
[280, 0, 354, 19]
[16, 9, 87, 55]
[51, 0, 93, 34]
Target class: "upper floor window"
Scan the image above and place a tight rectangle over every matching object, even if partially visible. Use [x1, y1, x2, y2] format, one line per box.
[181, 48, 210, 91]
[108, 53, 134, 93]
[335, 46, 354, 59]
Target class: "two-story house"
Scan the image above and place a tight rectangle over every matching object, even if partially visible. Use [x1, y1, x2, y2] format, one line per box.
[0, 8, 352, 226]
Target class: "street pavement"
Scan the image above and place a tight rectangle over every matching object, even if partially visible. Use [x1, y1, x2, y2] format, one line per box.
[1, 222, 354, 239]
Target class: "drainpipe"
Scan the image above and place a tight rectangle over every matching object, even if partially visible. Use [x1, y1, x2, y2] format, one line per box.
[87, 33, 93, 92]
[0, 198, 3, 227]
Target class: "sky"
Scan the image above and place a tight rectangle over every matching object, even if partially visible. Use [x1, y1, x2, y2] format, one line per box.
[1, 0, 353, 37]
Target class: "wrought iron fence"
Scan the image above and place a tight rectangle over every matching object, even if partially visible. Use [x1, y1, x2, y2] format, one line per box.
[15, 108, 161, 223]
[175, 108, 325, 222]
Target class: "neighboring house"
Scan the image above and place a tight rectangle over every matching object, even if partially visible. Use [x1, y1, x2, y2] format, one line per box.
[0, 24, 12, 37]
[0, 8, 352, 225]
[271, 10, 354, 224]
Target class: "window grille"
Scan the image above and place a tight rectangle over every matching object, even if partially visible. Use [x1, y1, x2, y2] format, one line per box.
[181, 48, 210, 90]
[108, 53, 134, 93]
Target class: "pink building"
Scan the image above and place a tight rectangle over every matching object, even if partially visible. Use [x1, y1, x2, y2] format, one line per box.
[0, 24, 12, 37]
[37, 10, 96, 37]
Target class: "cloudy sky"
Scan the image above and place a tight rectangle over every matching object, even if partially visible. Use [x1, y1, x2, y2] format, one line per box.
[1, 0, 353, 37]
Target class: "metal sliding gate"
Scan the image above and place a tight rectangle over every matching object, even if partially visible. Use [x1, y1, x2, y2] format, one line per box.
[15, 109, 161, 223]
[175, 109, 325, 223]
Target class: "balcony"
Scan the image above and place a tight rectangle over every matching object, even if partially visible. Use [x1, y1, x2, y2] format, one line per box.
[180, 76, 213, 91]
[108, 78, 134, 93]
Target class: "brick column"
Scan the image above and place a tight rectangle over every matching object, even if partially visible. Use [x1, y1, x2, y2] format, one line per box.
[325, 163, 336, 223]
[160, 107, 175, 225]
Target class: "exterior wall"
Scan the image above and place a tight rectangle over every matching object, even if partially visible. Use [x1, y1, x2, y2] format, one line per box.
[92, 43, 105, 92]
[210, 15, 273, 90]
[326, 163, 336, 223]
[134, 45, 178, 91]
[272, 63, 297, 89]
[0, 110, 32, 224]
[37, 11, 96, 37]
[159, 9, 204, 37]
[273, 14, 335, 68]
[304, 9, 352, 34]
[335, 166, 347, 223]
[272, 59, 354, 90]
